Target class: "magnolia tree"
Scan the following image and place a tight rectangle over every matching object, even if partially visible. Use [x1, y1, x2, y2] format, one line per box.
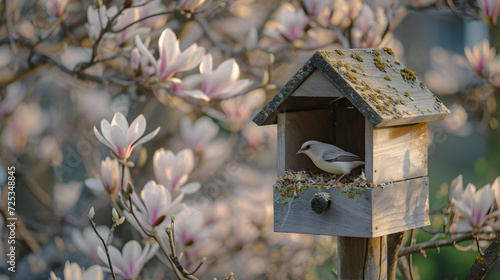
[1, 0, 500, 279]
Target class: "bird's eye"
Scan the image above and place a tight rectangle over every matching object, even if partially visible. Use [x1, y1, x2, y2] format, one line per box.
[305, 145, 311, 149]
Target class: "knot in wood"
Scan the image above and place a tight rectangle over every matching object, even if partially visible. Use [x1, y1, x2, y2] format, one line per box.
[311, 192, 331, 213]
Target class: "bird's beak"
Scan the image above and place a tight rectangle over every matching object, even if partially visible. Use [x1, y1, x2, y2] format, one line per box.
[296, 149, 305, 155]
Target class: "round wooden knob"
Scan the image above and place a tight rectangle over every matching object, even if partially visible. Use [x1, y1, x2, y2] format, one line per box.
[311, 193, 331, 213]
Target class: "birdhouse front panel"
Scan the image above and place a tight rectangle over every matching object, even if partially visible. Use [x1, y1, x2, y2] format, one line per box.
[365, 120, 428, 185]
[254, 48, 448, 238]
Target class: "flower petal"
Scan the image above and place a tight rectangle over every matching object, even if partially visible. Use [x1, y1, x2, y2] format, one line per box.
[181, 181, 201, 194]
[131, 127, 160, 150]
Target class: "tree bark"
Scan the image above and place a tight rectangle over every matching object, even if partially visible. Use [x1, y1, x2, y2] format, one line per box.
[465, 232, 500, 280]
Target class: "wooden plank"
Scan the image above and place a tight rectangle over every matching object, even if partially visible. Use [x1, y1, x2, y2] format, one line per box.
[273, 177, 429, 238]
[365, 119, 375, 183]
[292, 69, 344, 97]
[338, 236, 388, 280]
[372, 177, 430, 236]
[277, 113, 286, 176]
[370, 122, 427, 185]
[335, 99, 366, 158]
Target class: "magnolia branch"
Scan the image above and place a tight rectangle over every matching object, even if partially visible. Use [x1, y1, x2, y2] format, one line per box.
[398, 232, 475, 257]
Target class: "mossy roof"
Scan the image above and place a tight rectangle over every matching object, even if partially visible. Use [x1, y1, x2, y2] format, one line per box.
[253, 48, 450, 127]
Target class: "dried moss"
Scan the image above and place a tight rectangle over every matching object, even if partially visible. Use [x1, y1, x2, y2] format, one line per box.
[373, 49, 380, 56]
[383, 47, 395, 56]
[347, 73, 358, 81]
[401, 68, 416, 81]
[374, 57, 386, 72]
[395, 61, 401, 65]
[420, 82, 426, 89]
[374, 89, 382, 94]
[351, 53, 364, 62]
[404, 91, 414, 101]
[335, 49, 344, 55]
[385, 76, 391, 81]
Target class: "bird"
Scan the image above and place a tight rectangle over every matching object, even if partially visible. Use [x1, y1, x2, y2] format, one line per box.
[296, 140, 364, 184]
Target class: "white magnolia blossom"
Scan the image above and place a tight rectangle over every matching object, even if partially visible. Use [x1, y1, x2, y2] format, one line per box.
[464, 39, 496, 77]
[94, 112, 160, 160]
[50, 261, 103, 280]
[153, 148, 201, 195]
[451, 180, 495, 228]
[180, 116, 219, 153]
[98, 240, 158, 279]
[134, 28, 205, 82]
[184, 54, 252, 101]
[72, 226, 110, 262]
[125, 180, 184, 235]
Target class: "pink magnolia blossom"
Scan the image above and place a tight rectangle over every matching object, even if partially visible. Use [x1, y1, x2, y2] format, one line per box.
[50, 261, 103, 280]
[153, 148, 200, 195]
[464, 39, 496, 77]
[134, 28, 205, 82]
[87, 5, 119, 42]
[276, 3, 310, 42]
[85, 157, 131, 195]
[94, 112, 160, 160]
[131, 37, 155, 77]
[125, 180, 184, 235]
[71, 226, 110, 262]
[179, 0, 206, 13]
[136, 0, 167, 28]
[206, 88, 265, 131]
[352, 4, 387, 48]
[180, 116, 219, 154]
[477, 0, 500, 25]
[112, 8, 151, 46]
[98, 240, 158, 279]
[451, 181, 495, 228]
[184, 54, 252, 101]
[43, 0, 69, 17]
[174, 206, 205, 246]
[302, 0, 332, 19]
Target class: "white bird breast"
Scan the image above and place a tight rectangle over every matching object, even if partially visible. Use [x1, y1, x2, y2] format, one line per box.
[313, 159, 362, 175]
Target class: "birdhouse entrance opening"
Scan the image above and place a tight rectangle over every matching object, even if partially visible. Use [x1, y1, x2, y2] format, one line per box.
[277, 97, 365, 178]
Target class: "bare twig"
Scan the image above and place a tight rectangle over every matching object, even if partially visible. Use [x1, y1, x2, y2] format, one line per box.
[89, 217, 117, 280]
[399, 232, 475, 257]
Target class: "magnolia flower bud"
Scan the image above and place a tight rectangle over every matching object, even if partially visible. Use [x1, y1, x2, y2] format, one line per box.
[112, 208, 119, 222]
[88, 207, 95, 219]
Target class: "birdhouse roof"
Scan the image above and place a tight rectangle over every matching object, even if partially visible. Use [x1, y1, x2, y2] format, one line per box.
[253, 48, 450, 127]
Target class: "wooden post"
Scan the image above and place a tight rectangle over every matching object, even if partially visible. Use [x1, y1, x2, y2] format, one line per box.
[338, 236, 388, 280]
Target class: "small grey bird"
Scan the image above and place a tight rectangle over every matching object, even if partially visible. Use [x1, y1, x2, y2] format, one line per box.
[296, 140, 364, 183]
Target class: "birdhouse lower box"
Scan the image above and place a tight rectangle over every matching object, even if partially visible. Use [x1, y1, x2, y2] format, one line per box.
[274, 171, 429, 238]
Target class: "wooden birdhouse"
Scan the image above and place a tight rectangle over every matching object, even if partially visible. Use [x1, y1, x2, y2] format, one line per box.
[253, 48, 450, 239]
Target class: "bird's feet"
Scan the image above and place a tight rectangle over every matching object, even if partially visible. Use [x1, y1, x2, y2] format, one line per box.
[328, 173, 347, 186]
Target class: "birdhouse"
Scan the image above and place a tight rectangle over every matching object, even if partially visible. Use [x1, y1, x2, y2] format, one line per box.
[253, 48, 450, 238]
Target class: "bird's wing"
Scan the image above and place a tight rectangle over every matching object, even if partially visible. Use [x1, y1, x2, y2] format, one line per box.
[322, 149, 363, 162]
